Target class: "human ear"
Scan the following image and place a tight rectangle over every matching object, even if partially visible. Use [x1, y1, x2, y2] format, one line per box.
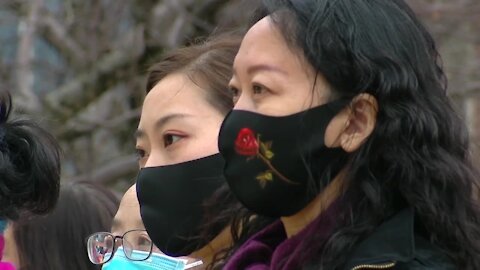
[325, 93, 378, 152]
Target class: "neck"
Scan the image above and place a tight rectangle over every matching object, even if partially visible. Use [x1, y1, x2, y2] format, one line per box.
[281, 171, 345, 238]
[189, 226, 232, 268]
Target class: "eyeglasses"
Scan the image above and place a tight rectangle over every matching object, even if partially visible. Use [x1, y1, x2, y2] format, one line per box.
[87, 229, 154, 264]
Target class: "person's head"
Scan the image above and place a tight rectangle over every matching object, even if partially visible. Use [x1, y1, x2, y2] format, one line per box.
[2, 181, 119, 270]
[136, 32, 240, 256]
[0, 91, 61, 219]
[87, 184, 202, 270]
[136, 32, 239, 167]
[110, 184, 144, 237]
[224, 0, 480, 268]
[135, 31, 272, 268]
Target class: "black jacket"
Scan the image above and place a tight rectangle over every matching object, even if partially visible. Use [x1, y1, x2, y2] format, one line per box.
[343, 209, 456, 270]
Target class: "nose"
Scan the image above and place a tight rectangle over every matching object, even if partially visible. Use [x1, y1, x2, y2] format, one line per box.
[143, 150, 165, 168]
[113, 237, 123, 250]
[234, 92, 255, 111]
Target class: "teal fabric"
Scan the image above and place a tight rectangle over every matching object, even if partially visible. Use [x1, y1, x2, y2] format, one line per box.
[102, 247, 185, 270]
[0, 219, 7, 233]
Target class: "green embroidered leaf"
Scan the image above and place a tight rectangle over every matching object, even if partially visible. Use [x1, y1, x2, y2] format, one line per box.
[259, 142, 266, 155]
[260, 141, 274, 159]
[256, 170, 273, 188]
[264, 150, 274, 160]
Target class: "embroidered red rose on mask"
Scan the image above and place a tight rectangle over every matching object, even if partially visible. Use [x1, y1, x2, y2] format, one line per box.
[235, 128, 259, 156]
[233, 128, 298, 187]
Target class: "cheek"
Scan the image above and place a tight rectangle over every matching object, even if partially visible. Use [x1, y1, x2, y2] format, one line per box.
[152, 245, 162, 253]
[256, 84, 328, 117]
[181, 122, 222, 161]
[288, 73, 331, 112]
[257, 94, 312, 116]
[143, 147, 166, 167]
[186, 130, 220, 159]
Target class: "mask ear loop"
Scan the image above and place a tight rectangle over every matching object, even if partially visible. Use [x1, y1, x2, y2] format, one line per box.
[184, 259, 203, 269]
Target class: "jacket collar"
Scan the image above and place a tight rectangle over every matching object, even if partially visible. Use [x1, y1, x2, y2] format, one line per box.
[344, 208, 415, 269]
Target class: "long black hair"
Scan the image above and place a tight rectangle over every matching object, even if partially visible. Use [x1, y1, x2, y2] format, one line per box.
[251, 0, 480, 269]
[0, 91, 61, 219]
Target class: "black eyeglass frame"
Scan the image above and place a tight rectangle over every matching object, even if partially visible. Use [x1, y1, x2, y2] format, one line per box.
[86, 229, 154, 265]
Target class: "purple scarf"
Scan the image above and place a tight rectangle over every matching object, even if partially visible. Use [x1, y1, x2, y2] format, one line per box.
[224, 201, 340, 270]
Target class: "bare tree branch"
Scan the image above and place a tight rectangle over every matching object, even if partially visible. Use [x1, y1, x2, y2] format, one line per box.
[165, 0, 214, 33]
[15, 0, 42, 112]
[57, 107, 141, 140]
[149, 1, 193, 49]
[67, 154, 138, 184]
[450, 82, 480, 99]
[3, 0, 478, 187]
[44, 26, 145, 119]
[40, 11, 87, 67]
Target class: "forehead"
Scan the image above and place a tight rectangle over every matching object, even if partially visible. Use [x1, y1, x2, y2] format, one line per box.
[233, 16, 304, 74]
[143, 73, 206, 109]
[139, 73, 219, 126]
[112, 186, 143, 232]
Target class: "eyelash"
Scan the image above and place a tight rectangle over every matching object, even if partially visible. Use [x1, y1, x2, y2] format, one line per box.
[230, 86, 239, 96]
[163, 133, 183, 148]
[252, 84, 265, 95]
[135, 148, 146, 160]
[229, 84, 267, 98]
[135, 133, 184, 158]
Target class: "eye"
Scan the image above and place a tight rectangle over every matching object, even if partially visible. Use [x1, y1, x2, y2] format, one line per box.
[136, 235, 152, 248]
[230, 86, 240, 97]
[229, 85, 240, 103]
[135, 148, 149, 168]
[163, 134, 183, 148]
[135, 148, 146, 160]
[252, 84, 265, 95]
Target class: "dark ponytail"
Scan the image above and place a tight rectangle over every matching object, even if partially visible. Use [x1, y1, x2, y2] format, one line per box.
[0, 91, 61, 219]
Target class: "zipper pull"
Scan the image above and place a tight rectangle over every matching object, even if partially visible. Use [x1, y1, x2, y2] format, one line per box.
[351, 261, 396, 270]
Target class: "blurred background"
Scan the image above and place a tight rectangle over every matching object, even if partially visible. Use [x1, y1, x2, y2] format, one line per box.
[0, 0, 478, 194]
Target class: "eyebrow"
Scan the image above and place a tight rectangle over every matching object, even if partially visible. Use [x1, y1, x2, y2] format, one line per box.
[134, 113, 193, 139]
[110, 218, 144, 234]
[246, 63, 288, 76]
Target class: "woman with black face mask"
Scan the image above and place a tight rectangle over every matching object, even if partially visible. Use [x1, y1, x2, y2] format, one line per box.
[217, 0, 480, 269]
[135, 32, 272, 269]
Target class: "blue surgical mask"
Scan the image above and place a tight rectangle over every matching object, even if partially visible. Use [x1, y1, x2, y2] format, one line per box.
[102, 247, 186, 270]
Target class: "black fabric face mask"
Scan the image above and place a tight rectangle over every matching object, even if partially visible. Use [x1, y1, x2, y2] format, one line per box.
[136, 154, 226, 257]
[218, 100, 349, 217]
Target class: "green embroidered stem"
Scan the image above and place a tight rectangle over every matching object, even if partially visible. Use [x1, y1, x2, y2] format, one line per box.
[257, 153, 298, 185]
